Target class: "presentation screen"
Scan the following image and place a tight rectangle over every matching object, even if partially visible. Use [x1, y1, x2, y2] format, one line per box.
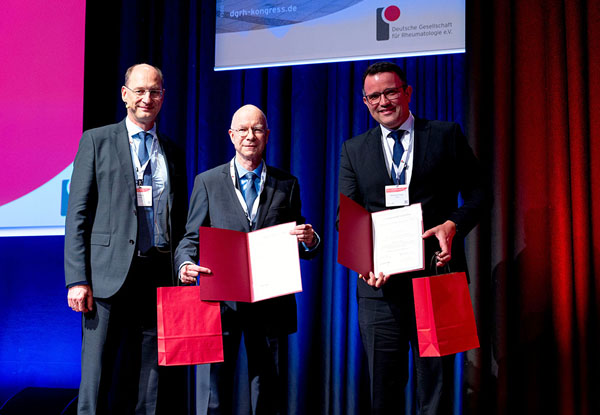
[0, 1, 86, 236]
[215, 0, 465, 71]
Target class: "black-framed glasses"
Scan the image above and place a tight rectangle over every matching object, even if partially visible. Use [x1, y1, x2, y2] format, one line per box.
[232, 127, 266, 137]
[364, 86, 406, 105]
[124, 85, 164, 99]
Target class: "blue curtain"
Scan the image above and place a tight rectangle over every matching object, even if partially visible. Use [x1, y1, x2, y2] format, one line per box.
[84, 2, 467, 414]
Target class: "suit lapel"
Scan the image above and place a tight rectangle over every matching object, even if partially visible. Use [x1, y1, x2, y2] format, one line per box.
[115, 120, 136, 204]
[158, 133, 175, 211]
[365, 127, 395, 185]
[220, 164, 252, 232]
[411, 117, 430, 185]
[254, 168, 275, 230]
[157, 133, 179, 252]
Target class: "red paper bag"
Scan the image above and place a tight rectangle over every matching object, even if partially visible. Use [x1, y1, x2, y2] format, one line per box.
[157, 286, 224, 366]
[412, 272, 479, 357]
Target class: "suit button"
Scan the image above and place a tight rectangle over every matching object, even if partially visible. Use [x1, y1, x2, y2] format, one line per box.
[129, 240, 134, 245]
[133, 210, 137, 216]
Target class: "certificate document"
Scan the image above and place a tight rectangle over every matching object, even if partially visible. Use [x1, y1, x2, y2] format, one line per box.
[338, 194, 424, 276]
[371, 204, 424, 276]
[198, 222, 302, 303]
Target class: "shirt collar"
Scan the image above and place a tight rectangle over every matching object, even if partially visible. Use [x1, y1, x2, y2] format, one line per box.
[234, 158, 263, 178]
[125, 116, 157, 139]
[380, 112, 414, 139]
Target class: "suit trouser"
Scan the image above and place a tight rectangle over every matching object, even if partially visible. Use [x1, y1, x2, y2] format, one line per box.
[77, 251, 186, 415]
[358, 280, 455, 415]
[198, 304, 288, 415]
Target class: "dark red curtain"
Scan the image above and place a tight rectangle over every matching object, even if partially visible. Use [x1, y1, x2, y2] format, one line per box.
[468, 0, 600, 413]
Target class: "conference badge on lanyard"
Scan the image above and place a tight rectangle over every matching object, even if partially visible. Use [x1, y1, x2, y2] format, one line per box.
[136, 164, 153, 207]
[136, 185, 153, 207]
[385, 184, 409, 207]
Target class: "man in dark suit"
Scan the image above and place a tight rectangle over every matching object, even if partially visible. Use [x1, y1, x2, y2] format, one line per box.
[65, 63, 188, 414]
[175, 104, 320, 414]
[338, 61, 490, 414]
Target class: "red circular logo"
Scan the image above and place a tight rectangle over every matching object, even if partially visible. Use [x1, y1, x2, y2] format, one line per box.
[384, 6, 401, 22]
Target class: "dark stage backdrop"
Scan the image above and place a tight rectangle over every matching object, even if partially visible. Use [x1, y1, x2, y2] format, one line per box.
[78, 2, 470, 414]
[1, 1, 598, 414]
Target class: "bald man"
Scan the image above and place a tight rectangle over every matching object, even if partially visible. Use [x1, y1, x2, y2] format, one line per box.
[65, 64, 188, 414]
[175, 105, 320, 414]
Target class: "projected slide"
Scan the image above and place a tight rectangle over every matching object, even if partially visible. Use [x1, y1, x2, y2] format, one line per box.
[215, 0, 464, 70]
[0, 1, 85, 236]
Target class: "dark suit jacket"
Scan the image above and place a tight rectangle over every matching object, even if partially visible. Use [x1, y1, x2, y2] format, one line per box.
[175, 162, 319, 336]
[64, 119, 188, 298]
[339, 117, 490, 298]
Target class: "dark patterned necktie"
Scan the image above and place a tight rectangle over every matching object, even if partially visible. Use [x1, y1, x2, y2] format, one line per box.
[391, 130, 406, 185]
[136, 132, 154, 253]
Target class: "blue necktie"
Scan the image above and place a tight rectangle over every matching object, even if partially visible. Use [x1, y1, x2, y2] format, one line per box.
[244, 172, 258, 211]
[136, 132, 154, 253]
[137, 131, 152, 165]
[391, 130, 406, 185]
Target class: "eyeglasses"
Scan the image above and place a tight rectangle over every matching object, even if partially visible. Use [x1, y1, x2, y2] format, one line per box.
[124, 85, 164, 99]
[364, 86, 406, 105]
[232, 127, 266, 137]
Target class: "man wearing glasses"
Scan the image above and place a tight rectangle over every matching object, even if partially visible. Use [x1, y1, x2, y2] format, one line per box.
[175, 104, 320, 414]
[65, 63, 188, 414]
[338, 61, 490, 414]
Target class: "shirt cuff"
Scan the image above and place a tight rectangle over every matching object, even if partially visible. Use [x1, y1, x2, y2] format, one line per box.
[66, 281, 88, 289]
[178, 261, 195, 280]
[301, 231, 321, 252]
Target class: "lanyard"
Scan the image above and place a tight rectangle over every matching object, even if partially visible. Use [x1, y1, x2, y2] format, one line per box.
[130, 135, 155, 185]
[229, 158, 267, 224]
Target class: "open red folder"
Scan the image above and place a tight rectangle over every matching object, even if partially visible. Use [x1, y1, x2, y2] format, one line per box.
[198, 221, 302, 303]
[337, 194, 424, 276]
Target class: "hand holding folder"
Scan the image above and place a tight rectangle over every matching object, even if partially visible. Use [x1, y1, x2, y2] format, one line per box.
[198, 221, 303, 303]
[337, 194, 425, 277]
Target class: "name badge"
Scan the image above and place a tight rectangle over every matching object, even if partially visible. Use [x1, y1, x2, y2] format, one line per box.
[136, 186, 153, 207]
[385, 184, 409, 207]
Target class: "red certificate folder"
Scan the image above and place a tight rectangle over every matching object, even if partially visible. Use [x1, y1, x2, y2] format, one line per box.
[338, 194, 374, 276]
[198, 222, 302, 303]
[337, 193, 424, 276]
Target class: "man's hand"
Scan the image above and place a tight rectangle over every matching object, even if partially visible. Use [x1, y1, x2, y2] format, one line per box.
[180, 263, 212, 285]
[68, 285, 94, 313]
[359, 271, 391, 288]
[422, 220, 457, 267]
[290, 223, 317, 248]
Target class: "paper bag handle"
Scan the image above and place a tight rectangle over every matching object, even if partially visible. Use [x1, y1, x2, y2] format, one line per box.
[429, 253, 451, 275]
